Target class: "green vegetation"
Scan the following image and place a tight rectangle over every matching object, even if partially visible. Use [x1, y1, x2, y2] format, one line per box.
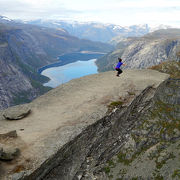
[172, 169, 180, 179]
[155, 153, 175, 169]
[108, 160, 115, 167]
[104, 160, 116, 174]
[154, 174, 164, 180]
[107, 100, 124, 113]
[11, 80, 51, 106]
[30, 79, 52, 94]
[104, 166, 111, 174]
[9, 51, 52, 106]
[150, 61, 180, 79]
[149, 99, 180, 138]
[117, 152, 131, 165]
[131, 177, 138, 180]
[106, 77, 179, 179]
[12, 90, 32, 105]
[13, 53, 50, 84]
[108, 101, 124, 108]
[128, 91, 136, 96]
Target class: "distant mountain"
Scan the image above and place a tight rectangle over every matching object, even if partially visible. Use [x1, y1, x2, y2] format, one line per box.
[0, 15, 12, 23]
[149, 24, 173, 32]
[0, 16, 113, 109]
[23, 19, 152, 43]
[96, 29, 180, 72]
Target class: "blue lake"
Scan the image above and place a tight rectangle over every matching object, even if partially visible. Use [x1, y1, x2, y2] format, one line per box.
[41, 59, 98, 88]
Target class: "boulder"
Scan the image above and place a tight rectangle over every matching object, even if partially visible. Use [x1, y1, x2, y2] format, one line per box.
[12, 172, 26, 180]
[3, 105, 31, 120]
[0, 147, 20, 161]
[0, 147, 3, 157]
[0, 130, 17, 139]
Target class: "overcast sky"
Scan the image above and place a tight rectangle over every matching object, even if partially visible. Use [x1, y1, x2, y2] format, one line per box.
[0, 0, 180, 27]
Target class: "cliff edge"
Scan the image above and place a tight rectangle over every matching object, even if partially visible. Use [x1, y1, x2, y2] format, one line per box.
[0, 69, 169, 179]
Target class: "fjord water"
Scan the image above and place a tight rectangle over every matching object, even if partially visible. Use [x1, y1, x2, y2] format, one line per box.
[41, 59, 98, 88]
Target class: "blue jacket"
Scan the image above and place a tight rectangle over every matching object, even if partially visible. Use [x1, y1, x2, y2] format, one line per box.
[115, 62, 123, 69]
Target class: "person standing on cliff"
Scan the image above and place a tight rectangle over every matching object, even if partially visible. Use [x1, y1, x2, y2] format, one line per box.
[115, 58, 126, 77]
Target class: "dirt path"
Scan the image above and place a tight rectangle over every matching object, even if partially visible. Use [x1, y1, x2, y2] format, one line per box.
[0, 69, 169, 179]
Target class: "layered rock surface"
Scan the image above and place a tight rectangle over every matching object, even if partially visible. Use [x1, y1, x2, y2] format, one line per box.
[100, 78, 180, 180]
[0, 70, 169, 180]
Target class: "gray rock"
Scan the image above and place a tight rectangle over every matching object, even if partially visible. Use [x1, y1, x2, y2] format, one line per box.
[3, 105, 31, 120]
[0, 147, 3, 157]
[0, 130, 17, 139]
[0, 110, 5, 120]
[12, 171, 26, 180]
[0, 147, 20, 161]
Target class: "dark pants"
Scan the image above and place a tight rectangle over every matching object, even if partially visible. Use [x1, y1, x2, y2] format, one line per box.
[116, 68, 123, 76]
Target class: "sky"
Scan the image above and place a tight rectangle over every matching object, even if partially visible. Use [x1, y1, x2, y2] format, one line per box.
[0, 0, 180, 27]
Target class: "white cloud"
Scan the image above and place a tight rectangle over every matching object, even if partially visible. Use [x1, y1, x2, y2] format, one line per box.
[0, 0, 180, 26]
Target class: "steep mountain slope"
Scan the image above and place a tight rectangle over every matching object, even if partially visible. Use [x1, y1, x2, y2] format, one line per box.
[96, 29, 180, 72]
[150, 60, 180, 78]
[25, 20, 151, 43]
[95, 61, 180, 179]
[0, 18, 113, 109]
[0, 69, 169, 180]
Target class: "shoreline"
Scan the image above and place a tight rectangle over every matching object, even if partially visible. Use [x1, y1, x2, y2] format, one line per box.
[38, 52, 105, 74]
[41, 59, 98, 88]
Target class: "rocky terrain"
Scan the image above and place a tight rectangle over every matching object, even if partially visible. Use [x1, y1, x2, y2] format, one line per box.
[96, 29, 180, 72]
[0, 69, 169, 180]
[0, 16, 113, 109]
[97, 66, 180, 179]
[24, 20, 151, 43]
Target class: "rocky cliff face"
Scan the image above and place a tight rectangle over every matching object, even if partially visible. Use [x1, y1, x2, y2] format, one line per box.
[0, 45, 36, 109]
[0, 19, 113, 109]
[1, 70, 176, 180]
[17, 77, 179, 180]
[0, 69, 169, 180]
[96, 29, 180, 72]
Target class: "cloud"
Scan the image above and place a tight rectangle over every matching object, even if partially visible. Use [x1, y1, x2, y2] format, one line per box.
[0, 0, 180, 26]
[0, 0, 81, 19]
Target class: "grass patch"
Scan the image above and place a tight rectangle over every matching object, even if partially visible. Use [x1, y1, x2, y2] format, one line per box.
[128, 91, 136, 96]
[149, 60, 180, 79]
[104, 166, 111, 174]
[117, 152, 132, 166]
[154, 174, 164, 180]
[172, 169, 180, 179]
[108, 101, 124, 108]
[108, 159, 115, 168]
[107, 100, 124, 113]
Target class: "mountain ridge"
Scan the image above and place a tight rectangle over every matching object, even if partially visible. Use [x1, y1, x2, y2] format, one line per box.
[96, 28, 180, 72]
[0, 18, 113, 109]
[21, 18, 175, 43]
